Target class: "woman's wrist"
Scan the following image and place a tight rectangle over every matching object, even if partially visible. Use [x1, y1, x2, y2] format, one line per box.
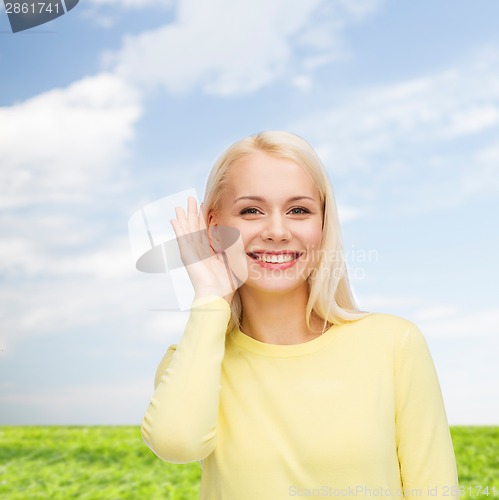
[194, 290, 234, 306]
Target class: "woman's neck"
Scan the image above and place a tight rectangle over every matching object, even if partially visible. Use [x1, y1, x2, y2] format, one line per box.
[238, 285, 328, 345]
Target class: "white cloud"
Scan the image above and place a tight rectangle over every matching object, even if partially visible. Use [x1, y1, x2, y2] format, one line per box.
[363, 296, 499, 339]
[0, 269, 180, 354]
[411, 305, 457, 323]
[361, 296, 499, 339]
[0, 73, 148, 353]
[461, 141, 499, 197]
[291, 75, 313, 93]
[337, 204, 370, 223]
[106, 0, 383, 96]
[0, 72, 142, 209]
[416, 308, 499, 338]
[291, 48, 499, 210]
[356, 296, 499, 338]
[295, 61, 499, 171]
[441, 104, 499, 138]
[0, 234, 135, 280]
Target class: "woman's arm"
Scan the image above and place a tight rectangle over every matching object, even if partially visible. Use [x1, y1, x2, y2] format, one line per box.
[395, 325, 460, 498]
[141, 294, 231, 464]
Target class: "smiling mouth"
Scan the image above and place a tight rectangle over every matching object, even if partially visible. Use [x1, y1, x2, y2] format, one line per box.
[247, 252, 303, 264]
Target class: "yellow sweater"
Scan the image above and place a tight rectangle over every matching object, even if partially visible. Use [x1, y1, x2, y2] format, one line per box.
[141, 295, 460, 499]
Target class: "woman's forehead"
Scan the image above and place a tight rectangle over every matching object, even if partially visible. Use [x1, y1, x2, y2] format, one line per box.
[225, 152, 320, 199]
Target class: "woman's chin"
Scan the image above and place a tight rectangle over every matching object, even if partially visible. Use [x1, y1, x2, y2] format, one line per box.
[240, 277, 309, 295]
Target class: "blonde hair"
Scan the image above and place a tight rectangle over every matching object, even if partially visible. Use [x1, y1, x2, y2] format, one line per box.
[203, 130, 368, 335]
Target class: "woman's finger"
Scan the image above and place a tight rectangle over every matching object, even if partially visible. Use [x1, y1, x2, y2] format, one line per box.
[174, 206, 189, 235]
[170, 218, 179, 235]
[187, 196, 199, 229]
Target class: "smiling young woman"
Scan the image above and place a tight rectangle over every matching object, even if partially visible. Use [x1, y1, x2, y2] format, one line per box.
[140, 131, 460, 499]
[207, 150, 327, 345]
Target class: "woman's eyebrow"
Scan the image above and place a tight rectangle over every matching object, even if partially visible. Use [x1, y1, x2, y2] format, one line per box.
[234, 196, 317, 203]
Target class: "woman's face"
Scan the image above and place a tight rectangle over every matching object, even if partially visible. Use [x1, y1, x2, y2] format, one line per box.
[209, 151, 324, 296]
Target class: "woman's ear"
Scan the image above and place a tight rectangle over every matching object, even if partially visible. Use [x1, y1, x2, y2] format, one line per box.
[207, 213, 221, 253]
[207, 210, 215, 226]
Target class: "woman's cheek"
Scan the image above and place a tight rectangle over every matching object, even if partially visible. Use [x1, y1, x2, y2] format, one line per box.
[304, 224, 323, 245]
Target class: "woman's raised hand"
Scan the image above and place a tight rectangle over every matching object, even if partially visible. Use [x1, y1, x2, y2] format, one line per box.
[169, 196, 246, 305]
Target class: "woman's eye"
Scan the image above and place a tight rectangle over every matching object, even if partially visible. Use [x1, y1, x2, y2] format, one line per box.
[289, 207, 311, 215]
[239, 208, 260, 215]
[239, 207, 311, 215]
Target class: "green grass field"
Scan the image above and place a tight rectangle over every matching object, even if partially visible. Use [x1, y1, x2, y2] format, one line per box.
[0, 426, 497, 499]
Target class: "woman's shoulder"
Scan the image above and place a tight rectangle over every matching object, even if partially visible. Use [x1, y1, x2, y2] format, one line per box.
[340, 311, 420, 345]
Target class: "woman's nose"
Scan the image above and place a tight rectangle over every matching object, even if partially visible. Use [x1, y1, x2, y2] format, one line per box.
[260, 214, 291, 242]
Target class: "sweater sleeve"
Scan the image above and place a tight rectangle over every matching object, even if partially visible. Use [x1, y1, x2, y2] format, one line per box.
[395, 324, 460, 498]
[141, 295, 231, 464]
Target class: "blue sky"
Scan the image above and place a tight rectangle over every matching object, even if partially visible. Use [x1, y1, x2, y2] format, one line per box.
[1, 0, 498, 425]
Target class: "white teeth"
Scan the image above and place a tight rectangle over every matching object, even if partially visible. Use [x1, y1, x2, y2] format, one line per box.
[256, 254, 296, 263]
